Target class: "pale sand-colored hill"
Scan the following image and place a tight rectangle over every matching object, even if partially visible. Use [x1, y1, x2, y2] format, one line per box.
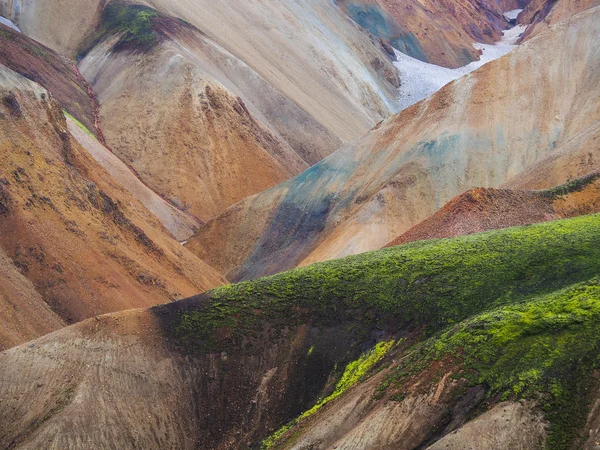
[3, 0, 401, 221]
[0, 64, 225, 346]
[187, 6, 600, 281]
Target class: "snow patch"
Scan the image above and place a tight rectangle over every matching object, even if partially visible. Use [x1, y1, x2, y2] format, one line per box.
[0, 16, 20, 32]
[394, 22, 526, 111]
[504, 9, 523, 21]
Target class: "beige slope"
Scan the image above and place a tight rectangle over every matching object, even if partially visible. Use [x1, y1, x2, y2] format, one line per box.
[78, 30, 308, 221]
[0, 0, 104, 57]
[0, 246, 64, 351]
[0, 308, 346, 449]
[66, 116, 201, 241]
[5, 0, 400, 142]
[0, 64, 225, 333]
[138, 0, 400, 140]
[187, 6, 600, 281]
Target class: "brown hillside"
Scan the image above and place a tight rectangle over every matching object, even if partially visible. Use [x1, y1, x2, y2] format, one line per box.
[0, 65, 225, 346]
[387, 172, 600, 247]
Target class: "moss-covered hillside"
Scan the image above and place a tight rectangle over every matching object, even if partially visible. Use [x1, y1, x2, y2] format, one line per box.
[167, 213, 600, 348]
[156, 213, 600, 449]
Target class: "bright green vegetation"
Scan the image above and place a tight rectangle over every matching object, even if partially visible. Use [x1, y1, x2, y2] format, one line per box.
[63, 110, 95, 138]
[168, 213, 600, 449]
[78, 3, 161, 59]
[175, 213, 600, 348]
[382, 278, 600, 449]
[262, 340, 394, 449]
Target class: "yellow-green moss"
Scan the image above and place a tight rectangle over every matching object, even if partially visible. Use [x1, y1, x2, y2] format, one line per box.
[63, 110, 95, 138]
[262, 340, 394, 449]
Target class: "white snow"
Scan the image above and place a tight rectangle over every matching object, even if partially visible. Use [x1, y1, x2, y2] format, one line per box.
[504, 9, 523, 21]
[0, 16, 20, 33]
[393, 22, 526, 111]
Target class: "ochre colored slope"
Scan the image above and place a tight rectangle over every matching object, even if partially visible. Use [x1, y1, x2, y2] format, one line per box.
[78, 20, 308, 221]
[66, 116, 202, 241]
[187, 7, 600, 282]
[0, 65, 225, 335]
[0, 246, 64, 351]
[387, 172, 600, 247]
[518, 0, 600, 40]
[0, 23, 98, 134]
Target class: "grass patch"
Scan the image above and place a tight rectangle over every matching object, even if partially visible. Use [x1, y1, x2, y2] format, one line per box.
[163, 214, 600, 448]
[174, 214, 600, 350]
[63, 110, 96, 139]
[541, 171, 600, 199]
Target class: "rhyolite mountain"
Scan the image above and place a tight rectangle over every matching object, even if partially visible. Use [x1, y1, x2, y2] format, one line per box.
[187, 5, 600, 282]
[0, 63, 225, 349]
[1, 0, 600, 448]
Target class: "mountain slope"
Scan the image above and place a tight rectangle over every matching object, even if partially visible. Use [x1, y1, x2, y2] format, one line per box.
[0, 22, 99, 135]
[10, 0, 400, 221]
[387, 171, 600, 246]
[187, 6, 600, 281]
[0, 246, 64, 351]
[0, 63, 225, 346]
[335, 0, 525, 68]
[518, 0, 600, 40]
[2, 213, 600, 449]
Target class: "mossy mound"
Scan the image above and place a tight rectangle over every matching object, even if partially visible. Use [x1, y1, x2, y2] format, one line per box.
[170, 213, 600, 350]
[381, 278, 600, 449]
[157, 213, 600, 449]
[78, 3, 163, 59]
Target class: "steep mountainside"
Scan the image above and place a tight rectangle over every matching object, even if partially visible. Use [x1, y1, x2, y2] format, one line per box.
[0, 22, 201, 240]
[0, 64, 225, 347]
[2, 214, 600, 449]
[387, 171, 600, 246]
[0, 22, 98, 135]
[335, 0, 526, 68]
[187, 6, 600, 281]
[518, 0, 600, 39]
[2, 0, 401, 221]
[0, 246, 64, 350]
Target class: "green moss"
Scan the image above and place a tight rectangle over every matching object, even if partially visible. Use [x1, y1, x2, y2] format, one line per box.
[541, 171, 600, 198]
[78, 3, 161, 59]
[174, 214, 600, 349]
[262, 340, 394, 449]
[166, 214, 600, 447]
[63, 110, 96, 138]
[383, 279, 600, 449]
